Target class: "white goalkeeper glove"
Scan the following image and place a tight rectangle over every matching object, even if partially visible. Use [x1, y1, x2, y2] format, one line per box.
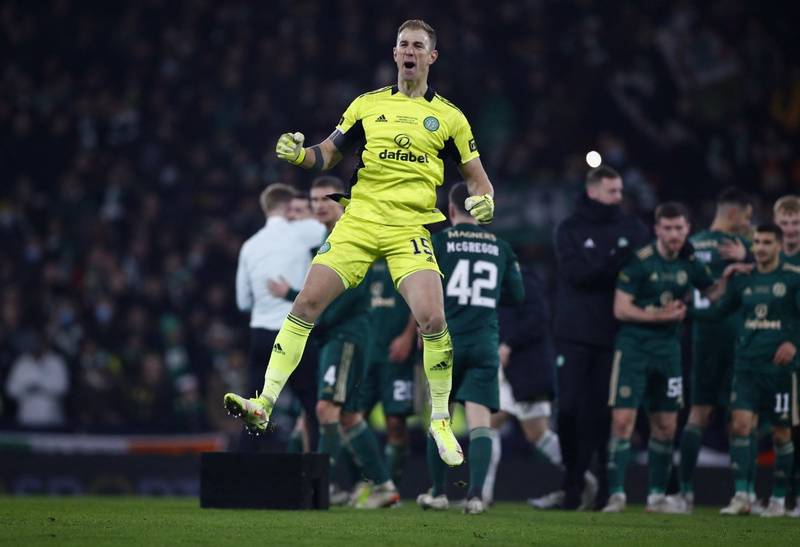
[465, 194, 494, 224]
[276, 132, 306, 165]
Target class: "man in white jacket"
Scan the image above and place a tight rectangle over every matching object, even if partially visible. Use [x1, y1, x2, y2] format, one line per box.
[235, 183, 325, 446]
[6, 334, 69, 428]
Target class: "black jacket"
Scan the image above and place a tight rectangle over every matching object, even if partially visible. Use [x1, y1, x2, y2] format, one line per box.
[500, 269, 556, 402]
[553, 193, 650, 348]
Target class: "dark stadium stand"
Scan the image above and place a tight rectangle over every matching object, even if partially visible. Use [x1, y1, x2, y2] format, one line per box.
[1, 0, 799, 507]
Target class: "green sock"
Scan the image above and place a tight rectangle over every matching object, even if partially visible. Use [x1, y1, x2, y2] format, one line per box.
[421, 328, 453, 418]
[607, 437, 631, 494]
[730, 435, 751, 494]
[286, 429, 304, 454]
[679, 424, 702, 494]
[385, 442, 409, 485]
[261, 314, 313, 402]
[773, 441, 794, 499]
[345, 421, 389, 485]
[318, 423, 340, 469]
[648, 438, 674, 495]
[794, 441, 800, 498]
[467, 427, 493, 500]
[747, 430, 758, 494]
[340, 438, 363, 483]
[426, 435, 448, 497]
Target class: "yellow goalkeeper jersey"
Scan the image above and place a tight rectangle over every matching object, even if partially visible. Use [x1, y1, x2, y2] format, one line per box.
[334, 85, 480, 226]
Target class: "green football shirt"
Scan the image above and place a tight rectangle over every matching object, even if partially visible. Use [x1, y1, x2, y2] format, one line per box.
[616, 241, 714, 351]
[702, 262, 800, 370]
[781, 250, 800, 266]
[690, 230, 750, 333]
[432, 223, 524, 338]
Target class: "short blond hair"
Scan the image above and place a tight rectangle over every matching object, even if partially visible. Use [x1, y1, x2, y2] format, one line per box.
[397, 19, 437, 50]
[259, 183, 296, 216]
[774, 195, 800, 216]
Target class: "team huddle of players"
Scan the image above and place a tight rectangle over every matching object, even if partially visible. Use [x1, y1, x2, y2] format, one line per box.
[281, 187, 800, 518]
[223, 18, 800, 516]
[603, 192, 800, 517]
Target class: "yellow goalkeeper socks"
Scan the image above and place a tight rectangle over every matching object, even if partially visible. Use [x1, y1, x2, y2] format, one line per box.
[422, 327, 453, 419]
[261, 313, 313, 403]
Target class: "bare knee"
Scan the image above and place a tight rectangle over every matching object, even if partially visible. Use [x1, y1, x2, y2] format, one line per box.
[416, 308, 446, 334]
[651, 422, 676, 441]
[611, 410, 635, 439]
[773, 426, 791, 445]
[491, 411, 509, 429]
[688, 406, 712, 429]
[465, 402, 491, 430]
[650, 413, 677, 441]
[386, 415, 408, 444]
[521, 417, 548, 444]
[292, 292, 326, 323]
[316, 400, 340, 424]
[731, 414, 752, 437]
[339, 411, 363, 431]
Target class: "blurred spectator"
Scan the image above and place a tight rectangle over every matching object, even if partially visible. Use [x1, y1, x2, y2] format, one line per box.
[173, 374, 208, 433]
[206, 348, 249, 436]
[0, 0, 797, 434]
[5, 333, 69, 429]
[74, 337, 125, 431]
[125, 352, 174, 432]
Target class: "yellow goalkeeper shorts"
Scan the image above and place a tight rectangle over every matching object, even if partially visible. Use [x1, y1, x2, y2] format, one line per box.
[312, 211, 442, 289]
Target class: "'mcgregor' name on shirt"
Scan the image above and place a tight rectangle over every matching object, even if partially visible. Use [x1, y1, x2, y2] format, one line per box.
[445, 241, 500, 256]
[445, 229, 499, 255]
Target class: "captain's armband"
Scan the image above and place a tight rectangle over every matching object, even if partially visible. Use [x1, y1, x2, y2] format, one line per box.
[329, 129, 346, 151]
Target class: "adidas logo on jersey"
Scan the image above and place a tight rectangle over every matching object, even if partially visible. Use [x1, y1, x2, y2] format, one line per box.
[379, 149, 429, 163]
[429, 361, 450, 371]
[272, 343, 285, 355]
[376, 114, 388, 122]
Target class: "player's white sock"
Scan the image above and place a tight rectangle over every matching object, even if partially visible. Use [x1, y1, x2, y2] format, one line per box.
[536, 430, 562, 467]
[482, 428, 501, 503]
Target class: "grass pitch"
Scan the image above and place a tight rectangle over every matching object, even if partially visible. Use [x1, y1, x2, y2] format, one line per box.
[1, 496, 798, 546]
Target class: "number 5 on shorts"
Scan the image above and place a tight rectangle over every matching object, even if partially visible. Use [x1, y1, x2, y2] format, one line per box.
[667, 377, 682, 398]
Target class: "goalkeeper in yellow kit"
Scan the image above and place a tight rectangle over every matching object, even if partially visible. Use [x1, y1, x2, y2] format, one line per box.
[224, 19, 494, 466]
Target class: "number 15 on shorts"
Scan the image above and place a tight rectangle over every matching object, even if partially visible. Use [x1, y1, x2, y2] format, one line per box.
[410, 237, 433, 256]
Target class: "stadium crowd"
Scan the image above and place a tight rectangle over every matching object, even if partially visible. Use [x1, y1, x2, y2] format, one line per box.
[1, 0, 799, 500]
